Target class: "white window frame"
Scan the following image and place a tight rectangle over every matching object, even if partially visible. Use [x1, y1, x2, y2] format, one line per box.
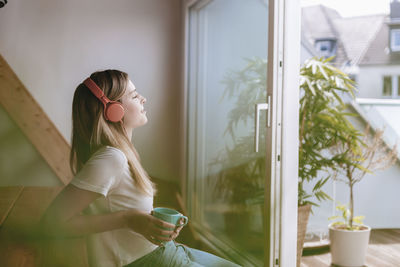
[391, 29, 400, 52]
[382, 75, 400, 98]
[274, 0, 300, 266]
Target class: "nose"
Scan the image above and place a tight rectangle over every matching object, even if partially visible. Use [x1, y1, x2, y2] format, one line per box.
[141, 95, 146, 104]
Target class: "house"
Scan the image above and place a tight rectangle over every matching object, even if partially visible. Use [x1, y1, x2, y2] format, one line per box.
[358, 0, 400, 99]
[302, 2, 400, 98]
[301, 5, 386, 80]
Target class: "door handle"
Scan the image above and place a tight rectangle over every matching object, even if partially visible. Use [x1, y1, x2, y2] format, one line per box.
[254, 95, 271, 152]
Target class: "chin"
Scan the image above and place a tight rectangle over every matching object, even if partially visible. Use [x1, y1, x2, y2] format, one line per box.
[141, 119, 148, 126]
[131, 118, 148, 128]
[141, 115, 148, 125]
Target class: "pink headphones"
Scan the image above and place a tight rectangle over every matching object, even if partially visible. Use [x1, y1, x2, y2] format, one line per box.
[83, 77, 125, 123]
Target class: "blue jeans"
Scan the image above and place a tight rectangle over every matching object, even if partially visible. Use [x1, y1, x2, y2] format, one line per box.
[124, 241, 241, 267]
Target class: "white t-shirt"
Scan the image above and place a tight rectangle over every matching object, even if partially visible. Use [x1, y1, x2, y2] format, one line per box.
[70, 146, 158, 267]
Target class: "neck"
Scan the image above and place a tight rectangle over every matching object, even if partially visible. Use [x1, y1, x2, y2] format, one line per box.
[121, 120, 133, 141]
[125, 127, 133, 141]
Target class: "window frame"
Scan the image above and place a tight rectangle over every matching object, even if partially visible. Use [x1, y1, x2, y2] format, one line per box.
[314, 38, 337, 58]
[383, 75, 393, 97]
[390, 29, 400, 52]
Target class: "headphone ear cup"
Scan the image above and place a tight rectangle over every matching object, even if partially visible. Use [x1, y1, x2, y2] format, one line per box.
[105, 102, 125, 122]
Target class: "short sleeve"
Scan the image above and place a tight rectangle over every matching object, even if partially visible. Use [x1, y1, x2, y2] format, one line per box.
[70, 146, 127, 197]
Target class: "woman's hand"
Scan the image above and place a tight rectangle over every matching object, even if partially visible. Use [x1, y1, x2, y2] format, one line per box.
[170, 218, 185, 240]
[123, 209, 177, 246]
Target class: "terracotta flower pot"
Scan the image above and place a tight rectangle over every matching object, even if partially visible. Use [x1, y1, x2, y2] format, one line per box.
[329, 223, 371, 267]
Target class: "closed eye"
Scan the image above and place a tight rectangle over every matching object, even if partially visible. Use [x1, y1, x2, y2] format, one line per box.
[130, 90, 138, 99]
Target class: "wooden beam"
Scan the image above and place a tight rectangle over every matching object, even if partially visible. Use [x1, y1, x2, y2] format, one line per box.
[0, 55, 72, 185]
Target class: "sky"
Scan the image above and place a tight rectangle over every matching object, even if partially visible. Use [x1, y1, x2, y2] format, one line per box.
[301, 0, 391, 17]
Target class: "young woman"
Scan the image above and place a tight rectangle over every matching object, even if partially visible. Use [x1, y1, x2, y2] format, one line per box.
[40, 70, 240, 267]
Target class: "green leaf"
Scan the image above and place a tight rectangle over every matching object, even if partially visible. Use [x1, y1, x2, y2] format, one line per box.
[336, 204, 347, 212]
[353, 163, 373, 173]
[353, 216, 365, 225]
[331, 221, 344, 226]
[328, 215, 340, 221]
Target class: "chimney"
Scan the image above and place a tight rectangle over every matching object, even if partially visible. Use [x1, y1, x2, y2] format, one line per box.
[391, 0, 400, 19]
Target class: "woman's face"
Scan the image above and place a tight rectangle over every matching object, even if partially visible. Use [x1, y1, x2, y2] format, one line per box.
[121, 79, 148, 129]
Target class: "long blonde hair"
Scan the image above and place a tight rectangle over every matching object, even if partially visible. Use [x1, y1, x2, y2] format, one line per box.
[70, 69, 154, 196]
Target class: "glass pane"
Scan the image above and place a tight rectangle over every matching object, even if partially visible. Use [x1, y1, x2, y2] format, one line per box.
[394, 31, 400, 46]
[397, 76, 400, 96]
[188, 0, 268, 264]
[383, 76, 392, 96]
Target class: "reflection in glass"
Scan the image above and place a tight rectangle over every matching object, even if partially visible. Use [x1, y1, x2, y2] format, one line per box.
[206, 57, 267, 259]
[188, 0, 268, 264]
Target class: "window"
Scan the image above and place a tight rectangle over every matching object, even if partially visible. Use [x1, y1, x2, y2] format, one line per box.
[398, 76, 400, 96]
[390, 29, 400, 52]
[314, 39, 337, 58]
[186, 0, 299, 265]
[187, 2, 270, 265]
[383, 76, 392, 96]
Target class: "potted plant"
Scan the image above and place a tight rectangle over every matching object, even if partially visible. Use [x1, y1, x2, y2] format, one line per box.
[328, 126, 397, 266]
[297, 56, 362, 266]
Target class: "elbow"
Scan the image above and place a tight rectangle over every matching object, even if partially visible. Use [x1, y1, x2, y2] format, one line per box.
[39, 214, 83, 238]
[39, 213, 69, 238]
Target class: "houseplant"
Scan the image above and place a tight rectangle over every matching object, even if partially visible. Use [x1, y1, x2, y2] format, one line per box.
[297, 56, 363, 266]
[328, 126, 397, 266]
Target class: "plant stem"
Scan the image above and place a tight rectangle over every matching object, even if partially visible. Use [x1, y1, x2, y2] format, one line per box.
[346, 162, 354, 229]
[299, 106, 307, 152]
[349, 183, 354, 229]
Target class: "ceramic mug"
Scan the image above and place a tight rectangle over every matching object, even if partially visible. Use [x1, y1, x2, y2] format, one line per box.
[152, 207, 189, 229]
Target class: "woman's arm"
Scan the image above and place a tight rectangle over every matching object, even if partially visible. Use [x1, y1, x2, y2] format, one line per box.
[39, 184, 178, 245]
[39, 184, 124, 237]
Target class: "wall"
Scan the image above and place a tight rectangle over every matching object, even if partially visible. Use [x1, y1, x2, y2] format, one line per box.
[0, 0, 183, 183]
[300, 41, 316, 63]
[357, 64, 400, 98]
[305, 113, 400, 232]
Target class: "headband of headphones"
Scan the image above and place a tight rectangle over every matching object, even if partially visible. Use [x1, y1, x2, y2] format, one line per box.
[83, 77, 125, 123]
